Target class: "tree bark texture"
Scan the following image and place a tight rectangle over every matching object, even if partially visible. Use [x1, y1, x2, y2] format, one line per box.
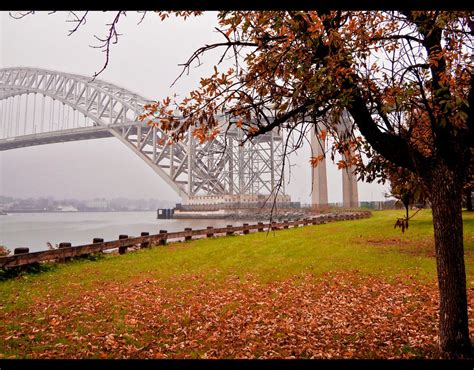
[428, 162, 472, 358]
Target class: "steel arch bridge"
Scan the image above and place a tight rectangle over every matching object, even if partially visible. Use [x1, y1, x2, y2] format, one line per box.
[0, 67, 286, 203]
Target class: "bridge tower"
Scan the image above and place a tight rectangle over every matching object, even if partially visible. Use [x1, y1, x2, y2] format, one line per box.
[310, 111, 359, 209]
[310, 122, 329, 209]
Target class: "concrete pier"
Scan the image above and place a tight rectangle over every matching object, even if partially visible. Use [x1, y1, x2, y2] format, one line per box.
[311, 111, 359, 210]
[342, 151, 359, 208]
[310, 123, 329, 209]
[339, 112, 359, 208]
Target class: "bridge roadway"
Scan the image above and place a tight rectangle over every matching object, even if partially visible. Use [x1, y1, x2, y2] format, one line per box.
[0, 122, 150, 151]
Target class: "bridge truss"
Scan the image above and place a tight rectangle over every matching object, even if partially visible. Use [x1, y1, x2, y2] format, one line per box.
[0, 67, 285, 203]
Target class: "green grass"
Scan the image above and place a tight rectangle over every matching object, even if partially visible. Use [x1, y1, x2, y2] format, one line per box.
[1, 209, 473, 311]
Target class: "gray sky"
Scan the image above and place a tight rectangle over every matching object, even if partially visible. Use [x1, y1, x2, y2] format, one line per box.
[0, 11, 390, 203]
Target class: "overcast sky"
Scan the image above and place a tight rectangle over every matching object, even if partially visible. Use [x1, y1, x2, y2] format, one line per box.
[0, 11, 390, 203]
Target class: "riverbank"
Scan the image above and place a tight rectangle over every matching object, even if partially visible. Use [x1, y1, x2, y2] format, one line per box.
[1, 210, 473, 359]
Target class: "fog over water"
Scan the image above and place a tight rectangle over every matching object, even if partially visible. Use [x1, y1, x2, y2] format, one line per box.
[0, 11, 390, 206]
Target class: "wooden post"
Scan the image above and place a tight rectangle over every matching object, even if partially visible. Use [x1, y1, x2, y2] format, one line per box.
[206, 226, 214, 238]
[58, 242, 72, 262]
[140, 232, 150, 248]
[226, 225, 234, 236]
[91, 238, 104, 259]
[243, 223, 249, 235]
[159, 230, 168, 245]
[184, 228, 192, 241]
[118, 235, 128, 255]
[13, 247, 30, 272]
[258, 222, 264, 232]
[283, 220, 289, 229]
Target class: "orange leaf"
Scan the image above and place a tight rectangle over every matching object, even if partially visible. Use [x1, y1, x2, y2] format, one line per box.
[309, 155, 325, 167]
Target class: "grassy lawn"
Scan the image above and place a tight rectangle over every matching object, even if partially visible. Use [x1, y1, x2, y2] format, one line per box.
[0, 209, 473, 359]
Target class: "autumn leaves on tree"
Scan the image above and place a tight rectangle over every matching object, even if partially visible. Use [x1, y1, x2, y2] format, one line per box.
[139, 11, 474, 358]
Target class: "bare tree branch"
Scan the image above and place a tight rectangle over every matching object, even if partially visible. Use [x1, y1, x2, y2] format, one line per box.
[8, 11, 34, 19]
[88, 11, 125, 81]
[170, 40, 259, 88]
[66, 11, 89, 36]
[137, 11, 147, 25]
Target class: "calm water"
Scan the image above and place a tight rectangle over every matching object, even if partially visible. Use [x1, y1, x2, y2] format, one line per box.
[0, 212, 247, 252]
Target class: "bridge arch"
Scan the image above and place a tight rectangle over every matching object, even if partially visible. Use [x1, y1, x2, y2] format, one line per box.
[0, 67, 285, 203]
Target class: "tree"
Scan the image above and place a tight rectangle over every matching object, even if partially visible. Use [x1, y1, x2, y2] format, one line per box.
[140, 11, 473, 358]
[16, 10, 473, 358]
[386, 164, 428, 231]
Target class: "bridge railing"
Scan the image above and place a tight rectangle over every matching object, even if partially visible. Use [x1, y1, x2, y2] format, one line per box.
[0, 211, 371, 270]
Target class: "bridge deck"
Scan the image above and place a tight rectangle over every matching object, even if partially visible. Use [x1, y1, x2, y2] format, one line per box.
[0, 126, 130, 150]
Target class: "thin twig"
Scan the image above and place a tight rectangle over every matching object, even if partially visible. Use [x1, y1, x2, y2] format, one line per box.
[8, 11, 34, 19]
[66, 11, 89, 36]
[89, 11, 124, 81]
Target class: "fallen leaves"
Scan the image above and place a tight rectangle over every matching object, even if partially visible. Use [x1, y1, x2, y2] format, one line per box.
[0, 271, 469, 359]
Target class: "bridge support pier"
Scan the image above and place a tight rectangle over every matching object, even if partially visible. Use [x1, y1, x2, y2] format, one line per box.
[311, 112, 359, 210]
[310, 123, 329, 210]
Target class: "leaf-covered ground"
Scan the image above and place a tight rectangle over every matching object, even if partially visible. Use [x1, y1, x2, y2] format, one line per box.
[1, 210, 473, 359]
[1, 271, 458, 359]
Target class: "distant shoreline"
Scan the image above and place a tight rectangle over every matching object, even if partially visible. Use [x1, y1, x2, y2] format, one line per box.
[1, 210, 161, 214]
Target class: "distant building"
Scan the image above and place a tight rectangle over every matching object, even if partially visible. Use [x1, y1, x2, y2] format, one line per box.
[55, 205, 79, 212]
[85, 199, 108, 210]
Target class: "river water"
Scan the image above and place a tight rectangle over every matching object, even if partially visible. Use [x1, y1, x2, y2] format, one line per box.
[0, 211, 248, 252]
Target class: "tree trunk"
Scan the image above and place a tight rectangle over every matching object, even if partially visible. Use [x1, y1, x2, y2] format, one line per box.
[428, 163, 472, 358]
